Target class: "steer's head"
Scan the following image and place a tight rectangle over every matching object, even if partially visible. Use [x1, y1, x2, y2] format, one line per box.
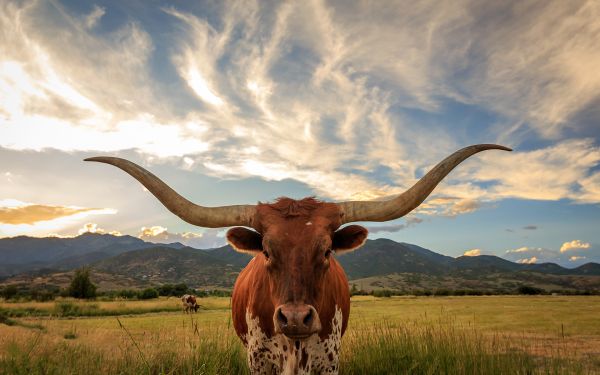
[226, 197, 367, 338]
[85, 144, 511, 339]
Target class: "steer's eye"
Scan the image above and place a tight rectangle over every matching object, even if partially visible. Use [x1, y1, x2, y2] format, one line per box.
[262, 250, 270, 260]
[324, 249, 332, 258]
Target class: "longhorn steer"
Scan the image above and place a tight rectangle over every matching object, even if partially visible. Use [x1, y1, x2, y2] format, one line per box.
[85, 144, 510, 374]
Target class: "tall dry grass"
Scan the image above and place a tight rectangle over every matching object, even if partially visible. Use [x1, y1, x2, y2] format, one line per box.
[1, 315, 593, 374]
[1, 296, 599, 374]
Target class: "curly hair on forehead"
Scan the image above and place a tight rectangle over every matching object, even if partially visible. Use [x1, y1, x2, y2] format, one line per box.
[263, 197, 323, 218]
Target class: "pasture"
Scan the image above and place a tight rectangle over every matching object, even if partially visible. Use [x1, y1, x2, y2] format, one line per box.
[1, 296, 599, 374]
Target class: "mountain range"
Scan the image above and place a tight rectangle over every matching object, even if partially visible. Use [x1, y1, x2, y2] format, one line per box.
[1, 233, 599, 292]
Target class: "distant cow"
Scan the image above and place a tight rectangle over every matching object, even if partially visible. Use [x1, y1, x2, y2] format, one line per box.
[181, 294, 199, 313]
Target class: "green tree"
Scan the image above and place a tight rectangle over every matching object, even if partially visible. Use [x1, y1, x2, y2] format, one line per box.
[68, 268, 97, 299]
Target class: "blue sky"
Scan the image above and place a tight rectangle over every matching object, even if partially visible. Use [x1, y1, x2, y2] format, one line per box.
[0, 0, 599, 267]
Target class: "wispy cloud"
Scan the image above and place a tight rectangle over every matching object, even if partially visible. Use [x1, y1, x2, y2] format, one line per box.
[523, 225, 537, 230]
[0, 199, 116, 237]
[1, 0, 599, 221]
[84, 5, 105, 30]
[366, 217, 423, 234]
[506, 246, 537, 254]
[465, 139, 600, 203]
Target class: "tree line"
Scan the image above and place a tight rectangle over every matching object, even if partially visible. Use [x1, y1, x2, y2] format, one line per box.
[0, 267, 232, 301]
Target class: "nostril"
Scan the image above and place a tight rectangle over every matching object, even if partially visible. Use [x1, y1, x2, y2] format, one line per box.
[303, 308, 313, 326]
[277, 308, 288, 326]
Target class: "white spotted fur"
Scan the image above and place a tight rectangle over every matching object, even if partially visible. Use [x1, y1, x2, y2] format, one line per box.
[244, 306, 343, 374]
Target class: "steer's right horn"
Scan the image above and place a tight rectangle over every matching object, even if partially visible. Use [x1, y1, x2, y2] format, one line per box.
[84, 157, 256, 228]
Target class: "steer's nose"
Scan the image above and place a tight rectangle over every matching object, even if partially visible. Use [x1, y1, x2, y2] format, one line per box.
[274, 304, 321, 339]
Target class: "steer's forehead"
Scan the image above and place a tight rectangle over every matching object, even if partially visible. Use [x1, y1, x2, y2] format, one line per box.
[254, 197, 342, 235]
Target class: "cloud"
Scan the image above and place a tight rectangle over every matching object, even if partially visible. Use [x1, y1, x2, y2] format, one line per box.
[504, 246, 559, 264]
[0, 199, 116, 237]
[84, 5, 105, 30]
[444, 199, 481, 216]
[463, 249, 481, 257]
[138, 225, 226, 249]
[0, 204, 95, 225]
[505, 246, 534, 254]
[463, 1, 600, 139]
[579, 172, 600, 203]
[366, 217, 423, 234]
[1, 0, 599, 224]
[517, 256, 537, 264]
[560, 240, 591, 253]
[3, 172, 16, 183]
[0, 200, 112, 225]
[466, 139, 600, 203]
[0, 1, 213, 158]
[78, 222, 121, 236]
[503, 243, 599, 266]
[523, 225, 537, 230]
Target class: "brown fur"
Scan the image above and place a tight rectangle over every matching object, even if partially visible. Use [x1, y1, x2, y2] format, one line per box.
[229, 198, 367, 372]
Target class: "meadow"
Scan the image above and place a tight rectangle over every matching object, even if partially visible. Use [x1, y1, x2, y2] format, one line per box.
[1, 296, 599, 374]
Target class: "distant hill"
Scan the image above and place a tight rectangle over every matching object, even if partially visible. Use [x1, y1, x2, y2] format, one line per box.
[93, 246, 243, 288]
[336, 239, 450, 279]
[205, 245, 252, 268]
[574, 263, 600, 275]
[451, 255, 520, 273]
[0, 233, 180, 277]
[1, 234, 599, 292]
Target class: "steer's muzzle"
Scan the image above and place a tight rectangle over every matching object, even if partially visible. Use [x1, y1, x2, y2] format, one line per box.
[274, 304, 321, 339]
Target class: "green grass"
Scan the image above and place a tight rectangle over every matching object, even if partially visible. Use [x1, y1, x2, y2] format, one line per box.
[1, 296, 599, 374]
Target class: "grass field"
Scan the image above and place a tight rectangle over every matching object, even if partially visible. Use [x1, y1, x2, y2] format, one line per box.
[1, 296, 599, 374]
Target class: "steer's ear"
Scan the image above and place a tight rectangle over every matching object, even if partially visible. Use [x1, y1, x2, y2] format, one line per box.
[226, 227, 263, 255]
[332, 225, 368, 255]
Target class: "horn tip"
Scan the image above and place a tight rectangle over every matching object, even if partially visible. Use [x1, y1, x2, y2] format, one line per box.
[84, 156, 116, 163]
[479, 144, 512, 152]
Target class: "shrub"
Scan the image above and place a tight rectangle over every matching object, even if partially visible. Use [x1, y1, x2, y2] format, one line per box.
[173, 283, 190, 296]
[517, 285, 544, 295]
[54, 301, 81, 317]
[117, 289, 138, 299]
[157, 284, 174, 296]
[30, 288, 58, 302]
[372, 289, 393, 298]
[138, 288, 159, 300]
[1, 285, 18, 300]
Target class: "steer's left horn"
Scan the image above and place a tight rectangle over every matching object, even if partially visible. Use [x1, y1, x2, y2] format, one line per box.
[337, 144, 511, 223]
[84, 157, 256, 228]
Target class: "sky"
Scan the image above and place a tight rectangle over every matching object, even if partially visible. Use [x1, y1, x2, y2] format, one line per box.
[1, 0, 599, 267]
